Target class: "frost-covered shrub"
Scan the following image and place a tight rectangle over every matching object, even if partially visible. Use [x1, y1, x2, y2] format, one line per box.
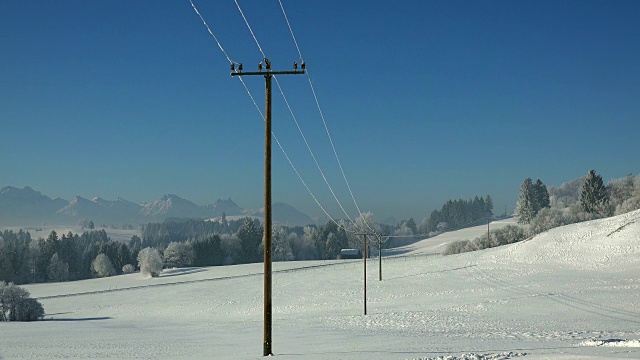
[91, 253, 116, 278]
[529, 208, 568, 235]
[493, 225, 527, 245]
[0, 282, 45, 321]
[616, 196, 640, 215]
[163, 242, 194, 268]
[443, 240, 470, 255]
[121, 264, 136, 274]
[137, 247, 163, 277]
[443, 225, 526, 255]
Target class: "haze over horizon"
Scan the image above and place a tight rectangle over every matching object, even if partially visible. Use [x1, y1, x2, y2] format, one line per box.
[2, 1, 638, 222]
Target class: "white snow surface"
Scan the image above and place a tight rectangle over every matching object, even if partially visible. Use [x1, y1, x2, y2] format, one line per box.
[3, 211, 640, 359]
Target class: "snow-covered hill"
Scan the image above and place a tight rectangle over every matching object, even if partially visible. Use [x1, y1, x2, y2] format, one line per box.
[4, 211, 640, 359]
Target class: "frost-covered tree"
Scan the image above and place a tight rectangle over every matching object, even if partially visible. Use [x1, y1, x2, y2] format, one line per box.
[47, 253, 69, 282]
[236, 218, 263, 263]
[122, 264, 136, 274]
[0, 282, 45, 321]
[163, 242, 194, 268]
[607, 174, 640, 215]
[325, 233, 341, 259]
[517, 178, 550, 224]
[516, 178, 535, 224]
[303, 226, 320, 259]
[91, 253, 116, 278]
[580, 170, 608, 214]
[137, 247, 163, 277]
[271, 226, 293, 262]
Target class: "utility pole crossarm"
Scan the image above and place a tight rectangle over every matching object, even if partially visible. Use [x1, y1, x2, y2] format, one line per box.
[231, 70, 305, 76]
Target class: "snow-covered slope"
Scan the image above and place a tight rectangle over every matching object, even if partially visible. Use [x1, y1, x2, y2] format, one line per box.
[3, 211, 640, 359]
[494, 210, 640, 270]
[388, 217, 519, 255]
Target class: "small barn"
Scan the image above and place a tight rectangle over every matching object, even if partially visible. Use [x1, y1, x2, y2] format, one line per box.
[338, 248, 362, 259]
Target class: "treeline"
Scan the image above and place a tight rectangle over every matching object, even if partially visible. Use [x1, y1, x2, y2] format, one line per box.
[141, 217, 354, 265]
[0, 229, 135, 285]
[420, 196, 494, 235]
[0, 213, 382, 285]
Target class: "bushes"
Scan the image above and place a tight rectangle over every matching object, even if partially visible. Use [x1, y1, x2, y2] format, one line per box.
[122, 264, 136, 274]
[0, 282, 45, 321]
[443, 225, 527, 255]
[163, 242, 194, 268]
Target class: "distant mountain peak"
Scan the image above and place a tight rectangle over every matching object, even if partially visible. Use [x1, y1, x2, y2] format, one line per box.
[0, 186, 315, 227]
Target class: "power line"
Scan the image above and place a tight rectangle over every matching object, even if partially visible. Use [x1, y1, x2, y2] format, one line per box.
[230, 0, 370, 234]
[277, 0, 375, 234]
[233, 0, 266, 58]
[188, 0, 237, 65]
[189, 1, 364, 235]
[272, 76, 363, 230]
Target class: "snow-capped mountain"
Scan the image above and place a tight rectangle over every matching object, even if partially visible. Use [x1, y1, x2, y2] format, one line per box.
[0, 186, 315, 226]
[141, 194, 210, 219]
[0, 186, 67, 225]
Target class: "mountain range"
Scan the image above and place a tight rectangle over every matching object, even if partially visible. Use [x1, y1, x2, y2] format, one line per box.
[0, 186, 315, 227]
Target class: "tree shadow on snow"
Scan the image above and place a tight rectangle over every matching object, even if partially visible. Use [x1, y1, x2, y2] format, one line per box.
[44, 317, 112, 321]
[160, 267, 207, 278]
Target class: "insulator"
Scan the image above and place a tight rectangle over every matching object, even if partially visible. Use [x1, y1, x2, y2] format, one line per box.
[293, 62, 298, 70]
[258, 62, 263, 71]
[301, 61, 306, 70]
[238, 63, 243, 71]
[231, 63, 235, 71]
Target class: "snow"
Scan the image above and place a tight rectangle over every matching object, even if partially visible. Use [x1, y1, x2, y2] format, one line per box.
[2, 211, 640, 359]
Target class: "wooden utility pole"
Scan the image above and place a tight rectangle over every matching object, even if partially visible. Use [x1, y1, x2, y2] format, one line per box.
[363, 233, 367, 315]
[356, 232, 377, 315]
[231, 58, 304, 356]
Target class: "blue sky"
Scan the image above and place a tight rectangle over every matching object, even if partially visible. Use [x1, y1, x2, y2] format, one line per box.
[1, 0, 639, 222]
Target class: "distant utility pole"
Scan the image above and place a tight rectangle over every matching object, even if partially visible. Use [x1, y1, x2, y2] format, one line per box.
[487, 218, 490, 241]
[376, 234, 385, 281]
[231, 58, 305, 357]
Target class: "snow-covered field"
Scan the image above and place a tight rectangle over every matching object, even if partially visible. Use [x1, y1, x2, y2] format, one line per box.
[3, 211, 640, 359]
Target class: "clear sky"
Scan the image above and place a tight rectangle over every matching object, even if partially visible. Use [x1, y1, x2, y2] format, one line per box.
[1, 0, 639, 222]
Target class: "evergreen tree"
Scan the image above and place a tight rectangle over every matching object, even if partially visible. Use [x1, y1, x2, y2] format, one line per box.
[236, 218, 263, 263]
[405, 218, 417, 234]
[47, 253, 69, 282]
[580, 169, 608, 214]
[531, 179, 550, 214]
[516, 178, 535, 224]
[191, 235, 223, 267]
[485, 195, 494, 217]
[325, 233, 341, 259]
